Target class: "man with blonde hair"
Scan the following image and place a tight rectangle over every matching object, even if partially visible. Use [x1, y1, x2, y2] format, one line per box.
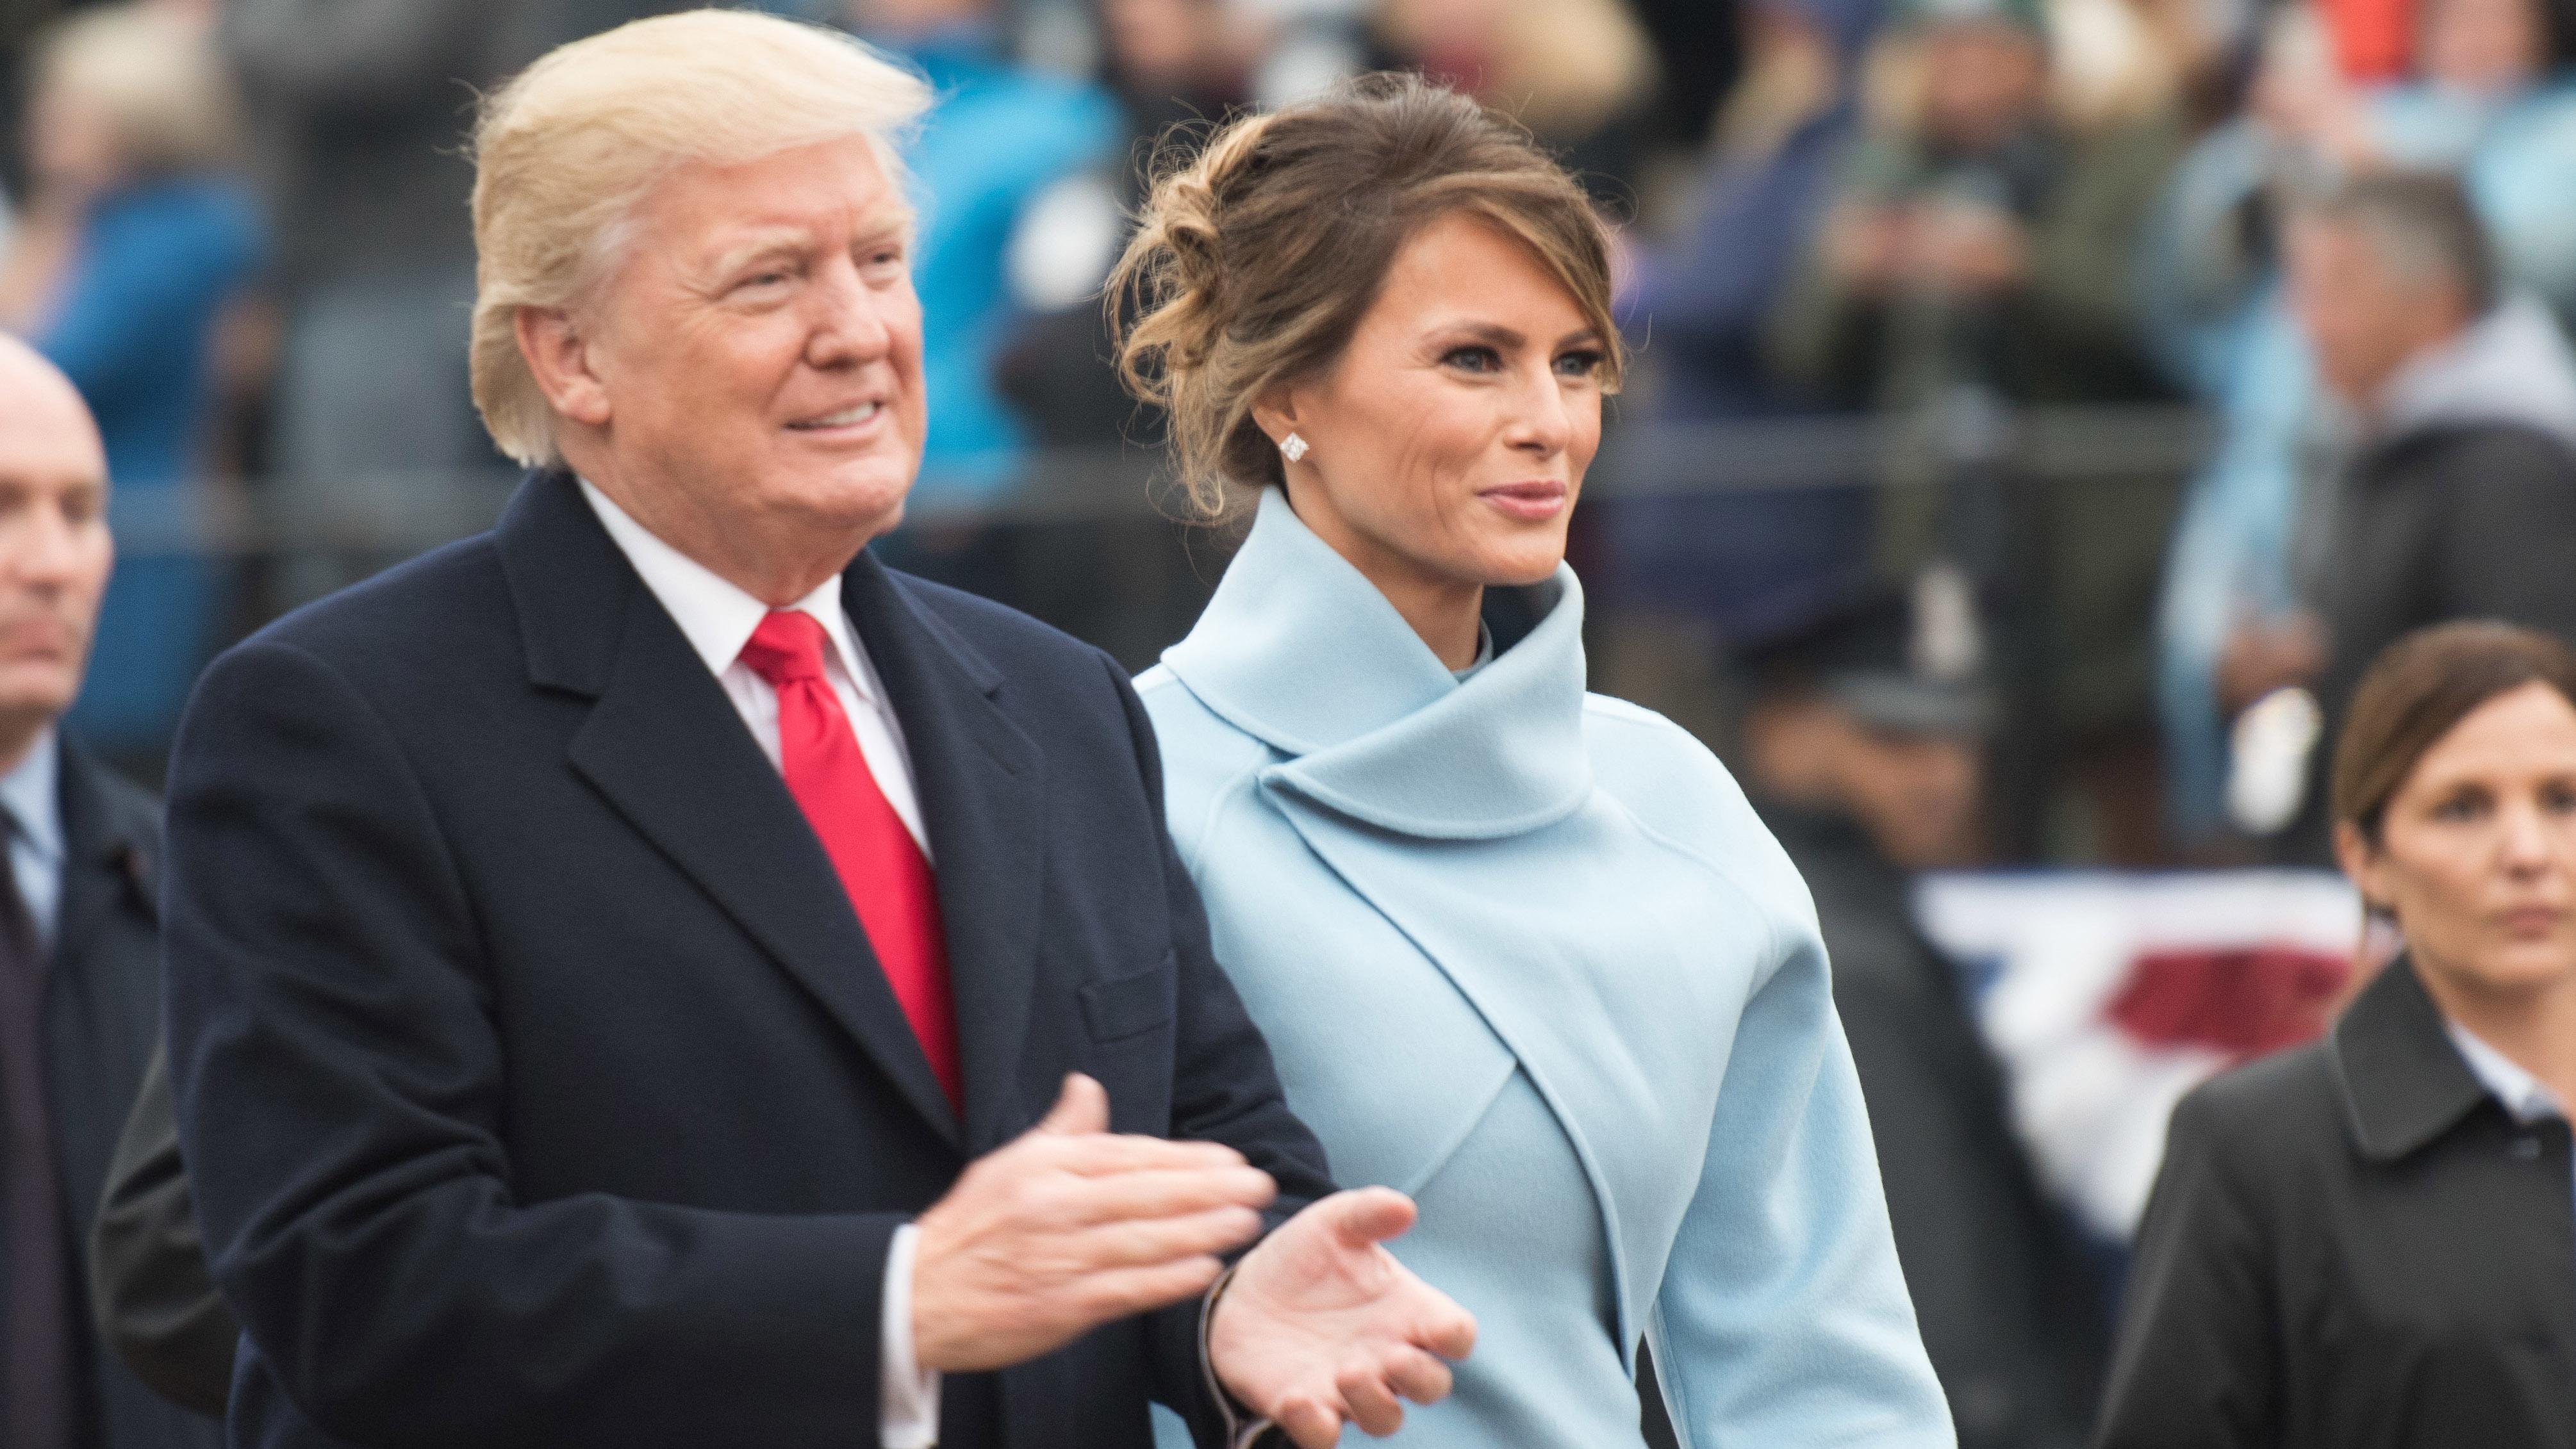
[160, 12, 1473, 1449]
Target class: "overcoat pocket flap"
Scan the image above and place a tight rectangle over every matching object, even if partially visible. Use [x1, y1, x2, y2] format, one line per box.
[1081, 955, 1177, 1041]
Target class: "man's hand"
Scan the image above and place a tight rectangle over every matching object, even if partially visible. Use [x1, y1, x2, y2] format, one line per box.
[911, 1074, 1276, 1373]
[1209, 1188, 1478, 1447]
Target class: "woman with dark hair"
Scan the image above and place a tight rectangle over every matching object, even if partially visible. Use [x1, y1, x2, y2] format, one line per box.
[1116, 74, 1951, 1449]
[2098, 619, 2576, 1448]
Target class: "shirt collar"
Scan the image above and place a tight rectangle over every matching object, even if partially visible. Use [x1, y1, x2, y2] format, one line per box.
[0, 727, 62, 866]
[578, 478, 876, 700]
[2445, 1020, 2567, 1127]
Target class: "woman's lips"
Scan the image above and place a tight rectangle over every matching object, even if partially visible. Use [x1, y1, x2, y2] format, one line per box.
[2497, 905, 2568, 937]
[1478, 480, 1568, 521]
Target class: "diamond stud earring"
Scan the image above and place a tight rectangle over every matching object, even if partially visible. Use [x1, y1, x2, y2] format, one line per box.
[1278, 432, 1309, 463]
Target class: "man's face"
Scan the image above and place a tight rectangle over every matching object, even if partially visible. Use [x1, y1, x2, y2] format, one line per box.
[0, 357, 113, 732]
[2287, 217, 2470, 407]
[1836, 721, 1986, 870]
[1920, 22, 2047, 154]
[571, 136, 927, 561]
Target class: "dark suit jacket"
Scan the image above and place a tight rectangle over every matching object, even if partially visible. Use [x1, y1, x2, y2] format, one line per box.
[23, 736, 224, 1449]
[2096, 958, 2576, 1448]
[161, 470, 1333, 1449]
[90, 1039, 236, 1418]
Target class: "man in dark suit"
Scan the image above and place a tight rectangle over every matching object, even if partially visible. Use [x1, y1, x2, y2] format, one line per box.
[161, 13, 1472, 1449]
[0, 337, 221, 1449]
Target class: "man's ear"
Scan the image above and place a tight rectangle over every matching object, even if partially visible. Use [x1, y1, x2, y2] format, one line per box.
[515, 306, 612, 429]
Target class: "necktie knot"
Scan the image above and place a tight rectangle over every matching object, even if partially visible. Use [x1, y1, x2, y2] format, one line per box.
[740, 610, 830, 689]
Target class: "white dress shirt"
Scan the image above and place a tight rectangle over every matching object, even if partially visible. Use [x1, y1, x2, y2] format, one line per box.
[0, 728, 63, 946]
[580, 480, 941, 1448]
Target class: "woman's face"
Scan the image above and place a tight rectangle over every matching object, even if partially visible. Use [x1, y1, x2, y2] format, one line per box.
[2341, 682, 2576, 1001]
[1260, 211, 1606, 602]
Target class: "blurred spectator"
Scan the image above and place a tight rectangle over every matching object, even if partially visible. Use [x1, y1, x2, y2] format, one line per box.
[0, 3, 260, 758]
[1598, 0, 1881, 651]
[1630, 0, 1881, 419]
[2275, 174, 2576, 849]
[220, 0, 691, 605]
[1770, 0, 2182, 416]
[991, 0, 1262, 664]
[998, 0, 1257, 452]
[846, 0, 1119, 505]
[1738, 589, 2108, 1449]
[1368, 0, 1661, 192]
[1772, 0, 2186, 859]
[2149, 0, 2576, 844]
[0, 332, 221, 1449]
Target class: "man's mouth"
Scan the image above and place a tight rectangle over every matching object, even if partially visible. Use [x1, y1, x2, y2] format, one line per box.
[788, 400, 884, 430]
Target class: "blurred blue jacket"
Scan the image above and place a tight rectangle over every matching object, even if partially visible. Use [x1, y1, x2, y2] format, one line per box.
[30, 176, 262, 753]
[1140, 489, 1953, 1448]
[888, 30, 1117, 505]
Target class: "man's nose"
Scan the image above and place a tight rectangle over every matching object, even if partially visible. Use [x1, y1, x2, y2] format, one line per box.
[804, 256, 896, 368]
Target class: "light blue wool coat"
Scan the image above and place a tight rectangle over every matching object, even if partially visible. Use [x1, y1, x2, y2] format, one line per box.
[1139, 491, 1953, 1448]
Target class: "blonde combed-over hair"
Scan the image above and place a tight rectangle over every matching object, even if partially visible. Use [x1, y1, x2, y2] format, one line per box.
[1108, 74, 1623, 523]
[468, 9, 931, 466]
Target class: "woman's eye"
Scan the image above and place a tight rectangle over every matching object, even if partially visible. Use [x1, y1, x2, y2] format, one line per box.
[2431, 792, 2488, 822]
[1555, 349, 1605, 379]
[1442, 345, 1503, 373]
[2541, 782, 2576, 814]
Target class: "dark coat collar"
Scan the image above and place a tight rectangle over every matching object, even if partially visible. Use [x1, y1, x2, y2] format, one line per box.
[2327, 957, 2493, 1163]
[53, 731, 156, 958]
[493, 470, 1043, 1154]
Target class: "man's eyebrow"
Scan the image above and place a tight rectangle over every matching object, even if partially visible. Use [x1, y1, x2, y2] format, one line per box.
[700, 225, 821, 280]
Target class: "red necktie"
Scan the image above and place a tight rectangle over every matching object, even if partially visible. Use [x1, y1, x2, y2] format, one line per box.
[739, 610, 962, 1111]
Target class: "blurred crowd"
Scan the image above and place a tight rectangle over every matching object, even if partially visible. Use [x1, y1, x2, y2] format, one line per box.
[4, 0, 2576, 861]
[2, 6, 2573, 1449]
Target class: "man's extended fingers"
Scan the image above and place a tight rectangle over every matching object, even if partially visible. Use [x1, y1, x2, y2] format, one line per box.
[1383, 1347, 1454, 1405]
[1060, 1164, 1275, 1225]
[1033, 1074, 1110, 1135]
[1273, 1397, 1342, 1449]
[1337, 1362, 1405, 1437]
[1040, 1131, 1251, 1177]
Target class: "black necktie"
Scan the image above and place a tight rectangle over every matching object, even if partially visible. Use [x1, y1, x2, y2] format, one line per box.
[0, 846, 73, 1449]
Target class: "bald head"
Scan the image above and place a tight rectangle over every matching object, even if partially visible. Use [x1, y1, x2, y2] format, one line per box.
[0, 336, 104, 480]
[0, 335, 113, 765]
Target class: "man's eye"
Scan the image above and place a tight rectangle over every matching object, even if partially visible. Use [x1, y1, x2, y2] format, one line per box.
[1443, 346, 1501, 373]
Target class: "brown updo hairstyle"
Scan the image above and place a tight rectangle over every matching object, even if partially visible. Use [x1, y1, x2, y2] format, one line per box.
[1107, 72, 1623, 521]
[2331, 621, 2576, 847]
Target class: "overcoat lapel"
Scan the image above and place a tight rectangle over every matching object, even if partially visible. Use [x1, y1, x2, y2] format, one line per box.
[53, 737, 151, 967]
[843, 557, 1048, 1156]
[502, 471, 961, 1150]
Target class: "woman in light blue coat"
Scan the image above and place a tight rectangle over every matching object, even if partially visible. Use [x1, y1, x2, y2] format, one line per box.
[1111, 76, 1952, 1449]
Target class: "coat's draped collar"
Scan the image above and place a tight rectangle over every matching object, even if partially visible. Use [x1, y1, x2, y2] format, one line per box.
[1162, 488, 1594, 840]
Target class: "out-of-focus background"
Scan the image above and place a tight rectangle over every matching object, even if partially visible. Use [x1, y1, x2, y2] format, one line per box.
[4, 0, 2570, 1442]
